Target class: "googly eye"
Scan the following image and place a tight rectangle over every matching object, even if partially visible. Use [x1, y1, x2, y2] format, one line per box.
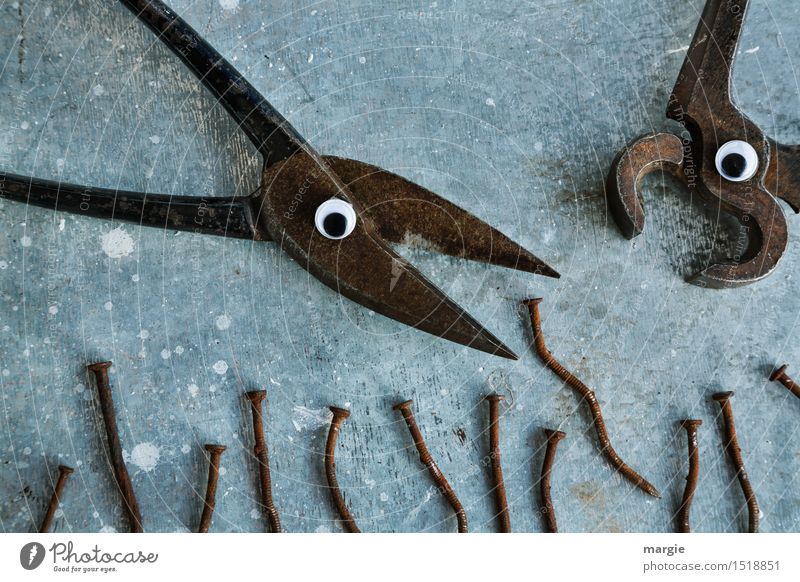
[715, 140, 759, 182]
[314, 198, 357, 240]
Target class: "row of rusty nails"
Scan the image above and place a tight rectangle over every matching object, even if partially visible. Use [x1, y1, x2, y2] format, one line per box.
[38, 344, 780, 533]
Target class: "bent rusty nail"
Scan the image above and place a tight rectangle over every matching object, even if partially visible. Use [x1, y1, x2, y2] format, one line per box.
[677, 420, 702, 533]
[540, 429, 566, 533]
[393, 399, 468, 533]
[245, 390, 282, 533]
[39, 465, 75, 533]
[325, 407, 360, 533]
[485, 393, 511, 532]
[769, 364, 800, 400]
[523, 298, 660, 498]
[712, 392, 759, 533]
[87, 361, 144, 533]
[198, 444, 226, 533]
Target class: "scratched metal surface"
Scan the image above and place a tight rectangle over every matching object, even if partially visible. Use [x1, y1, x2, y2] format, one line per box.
[1, 0, 799, 533]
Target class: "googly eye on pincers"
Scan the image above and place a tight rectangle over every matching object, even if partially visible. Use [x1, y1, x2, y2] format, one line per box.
[715, 140, 759, 182]
[314, 198, 357, 240]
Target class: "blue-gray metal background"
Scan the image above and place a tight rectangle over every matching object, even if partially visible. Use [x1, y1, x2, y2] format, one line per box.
[1, 0, 799, 532]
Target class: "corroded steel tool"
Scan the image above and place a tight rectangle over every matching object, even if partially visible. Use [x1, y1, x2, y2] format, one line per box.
[0, 0, 558, 359]
[606, 0, 800, 288]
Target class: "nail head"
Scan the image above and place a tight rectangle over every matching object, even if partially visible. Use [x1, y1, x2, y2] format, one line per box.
[769, 364, 789, 382]
[392, 399, 414, 411]
[329, 406, 351, 419]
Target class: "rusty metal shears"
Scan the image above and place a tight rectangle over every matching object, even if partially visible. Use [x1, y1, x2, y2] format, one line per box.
[0, 0, 559, 359]
[607, 0, 800, 288]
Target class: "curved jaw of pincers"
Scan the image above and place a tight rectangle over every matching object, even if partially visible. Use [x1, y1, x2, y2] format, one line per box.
[256, 152, 559, 359]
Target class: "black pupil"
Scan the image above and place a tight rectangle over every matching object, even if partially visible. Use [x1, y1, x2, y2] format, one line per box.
[721, 153, 747, 178]
[322, 212, 348, 238]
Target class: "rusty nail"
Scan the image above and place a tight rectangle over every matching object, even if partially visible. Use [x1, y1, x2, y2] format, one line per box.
[712, 392, 759, 533]
[676, 419, 702, 533]
[523, 298, 660, 498]
[769, 364, 800, 400]
[39, 465, 75, 533]
[325, 406, 360, 533]
[198, 444, 226, 533]
[245, 390, 282, 533]
[393, 399, 468, 533]
[87, 361, 144, 533]
[540, 429, 566, 533]
[485, 393, 511, 532]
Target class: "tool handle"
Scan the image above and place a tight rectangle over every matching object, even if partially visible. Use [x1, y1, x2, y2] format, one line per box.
[119, 0, 306, 165]
[0, 171, 261, 240]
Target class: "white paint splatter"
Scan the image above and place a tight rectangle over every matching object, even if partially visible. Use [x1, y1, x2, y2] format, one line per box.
[58, 218, 65, 231]
[131, 274, 140, 282]
[408, 489, 433, 520]
[0, 261, 7, 269]
[21, 236, 32, 247]
[219, 0, 239, 10]
[745, 46, 760, 54]
[212, 360, 228, 375]
[148, 135, 161, 144]
[181, 444, 191, 454]
[215, 314, 231, 330]
[92, 84, 105, 97]
[127, 442, 160, 472]
[249, 508, 260, 519]
[291, 406, 333, 432]
[104, 301, 113, 311]
[138, 329, 150, 340]
[666, 45, 689, 55]
[101, 227, 135, 258]
[48, 305, 58, 315]
[23, 447, 32, 455]
[160, 349, 171, 360]
[99, 525, 117, 533]
[358, 56, 366, 64]
[174, 345, 184, 355]
[485, 97, 496, 107]
[380, 492, 389, 502]
[187, 384, 200, 398]
[307, 53, 314, 63]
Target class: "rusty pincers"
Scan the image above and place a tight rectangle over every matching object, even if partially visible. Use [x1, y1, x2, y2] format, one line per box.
[607, 0, 800, 288]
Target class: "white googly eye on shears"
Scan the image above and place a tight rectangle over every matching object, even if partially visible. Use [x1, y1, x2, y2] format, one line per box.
[715, 140, 759, 182]
[314, 198, 357, 239]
